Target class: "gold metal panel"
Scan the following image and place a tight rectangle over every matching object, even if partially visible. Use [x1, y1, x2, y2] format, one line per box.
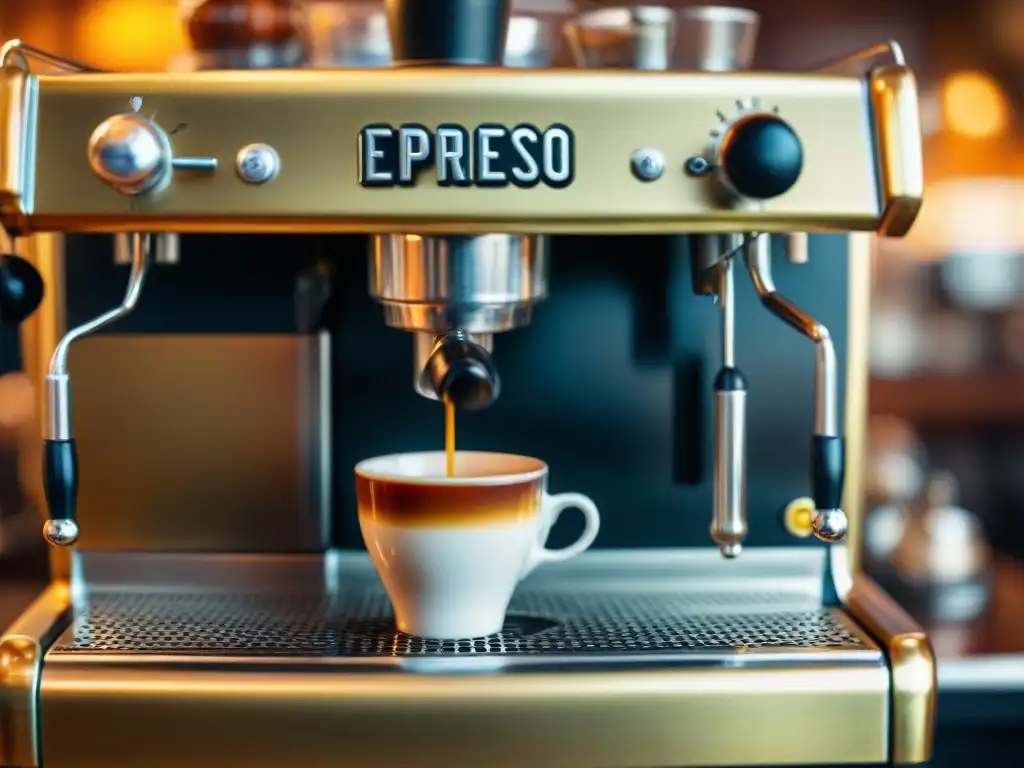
[0, 67, 33, 225]
[0, 583, 70, 768]
[69, 334, 330, 552]
[21, 69, 896, 234]
[847, 577, 937, 765]
[39, 651, 888, 767]
[869, 67, 924, 237]
[842, 232, 873, 578]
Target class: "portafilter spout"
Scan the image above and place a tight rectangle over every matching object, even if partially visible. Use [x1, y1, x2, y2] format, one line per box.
[369, 234, 549, 410]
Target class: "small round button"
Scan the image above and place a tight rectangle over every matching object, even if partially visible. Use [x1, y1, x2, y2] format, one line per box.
[87, 113, 172, 196]
[236, 144, 280, 185]
[630, 147, 666, 182]
[719, 114, 803, 200]
[782, 497, 815, 539]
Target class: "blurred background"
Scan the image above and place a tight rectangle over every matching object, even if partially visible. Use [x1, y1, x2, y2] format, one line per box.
[2, 0, 1024, 764]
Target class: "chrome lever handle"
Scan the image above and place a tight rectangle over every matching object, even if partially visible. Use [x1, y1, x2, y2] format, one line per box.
[815, 40, 906, 76]
[1, 39, 103, 73]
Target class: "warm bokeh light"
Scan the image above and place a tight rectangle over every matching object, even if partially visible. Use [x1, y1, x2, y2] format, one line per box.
[882, 178, 1024, 261]
[74, 0, 186, 71]
[941, 70, 1010, 139]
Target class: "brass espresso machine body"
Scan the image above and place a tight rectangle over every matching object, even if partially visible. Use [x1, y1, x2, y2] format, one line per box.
[0, 1, 934, 766]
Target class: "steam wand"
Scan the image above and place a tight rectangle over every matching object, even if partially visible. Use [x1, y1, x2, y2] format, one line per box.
[42, 233, 152, 546]
[745, 233, 848, 543]
[710, 251, 747, 558]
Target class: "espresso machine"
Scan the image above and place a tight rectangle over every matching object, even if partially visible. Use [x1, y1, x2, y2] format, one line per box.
[0, 1, 934, 766]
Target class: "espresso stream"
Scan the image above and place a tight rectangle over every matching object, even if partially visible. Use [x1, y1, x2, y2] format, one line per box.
[444, 397, 456, 477]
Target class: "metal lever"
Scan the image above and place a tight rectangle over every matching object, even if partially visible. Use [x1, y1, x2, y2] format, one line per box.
[745, 233, 847, 543]
[710, 250, 748, 558]
[42, 233, 151, 546]
[815, 40, 905, 77]
[1, 39, 101, 72]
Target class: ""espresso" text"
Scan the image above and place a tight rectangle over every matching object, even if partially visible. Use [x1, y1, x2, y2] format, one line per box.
[358, 123, 575, 189]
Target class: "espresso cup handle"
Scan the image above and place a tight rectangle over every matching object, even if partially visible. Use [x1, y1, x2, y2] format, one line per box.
[520, 492, 601, 579]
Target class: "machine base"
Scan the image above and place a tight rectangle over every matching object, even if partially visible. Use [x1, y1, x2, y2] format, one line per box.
[0, 548, 934, 767]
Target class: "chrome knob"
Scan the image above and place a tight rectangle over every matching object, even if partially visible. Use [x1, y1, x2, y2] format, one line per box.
[88, 112, 172, 196]
[43, 518, 79, 547]
[811, 508, 848, 543]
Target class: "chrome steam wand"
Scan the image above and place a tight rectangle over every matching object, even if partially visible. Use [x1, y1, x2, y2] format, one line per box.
[42, 233, 152, 546]
[745, 234, 848, 543]
[710, 251, 748, 558]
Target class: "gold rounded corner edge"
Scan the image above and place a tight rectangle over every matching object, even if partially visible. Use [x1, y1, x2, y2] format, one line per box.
[845, 578, 937, 764]
[0, 582, 72, 768]
[869, 65, 924, 240]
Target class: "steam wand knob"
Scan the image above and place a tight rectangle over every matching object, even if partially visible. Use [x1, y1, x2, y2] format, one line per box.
[717, 114, 803, 200]
[42, 233, 152, 547]
[422, 330, 501, 410]
[88, 98, 217, 197]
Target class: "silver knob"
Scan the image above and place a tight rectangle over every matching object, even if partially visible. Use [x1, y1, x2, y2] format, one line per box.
[88, 112, 173, 196]
[811, 508, 848, 543]
[43, 518, 80, 547]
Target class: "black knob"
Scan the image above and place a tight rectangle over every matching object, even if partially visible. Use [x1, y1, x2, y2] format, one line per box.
[0, 254, 44, 326]
[720, 115, 803, 200]
[424, 333, 501, 410]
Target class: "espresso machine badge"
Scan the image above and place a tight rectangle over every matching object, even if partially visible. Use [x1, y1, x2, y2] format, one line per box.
[358, 123, 575, 188]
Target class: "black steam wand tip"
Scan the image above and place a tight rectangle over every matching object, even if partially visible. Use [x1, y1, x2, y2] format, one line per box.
[42, 437, 79, 546]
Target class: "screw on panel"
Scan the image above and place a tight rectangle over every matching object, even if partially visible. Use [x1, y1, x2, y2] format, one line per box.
[630, 148, 666, 182]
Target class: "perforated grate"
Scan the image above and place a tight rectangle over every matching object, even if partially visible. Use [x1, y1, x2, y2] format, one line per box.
[52, 589, 866, 657]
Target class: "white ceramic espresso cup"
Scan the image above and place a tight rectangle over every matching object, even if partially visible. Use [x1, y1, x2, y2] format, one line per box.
[355, 450, 600, 639]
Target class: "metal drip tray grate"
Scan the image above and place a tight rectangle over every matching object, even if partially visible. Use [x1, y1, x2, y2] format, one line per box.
[52, 589, 868, 658]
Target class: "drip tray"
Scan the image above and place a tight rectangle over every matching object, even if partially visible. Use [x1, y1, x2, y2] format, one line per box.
[36, 552, 898, 767]
[51, 588, 874, 665]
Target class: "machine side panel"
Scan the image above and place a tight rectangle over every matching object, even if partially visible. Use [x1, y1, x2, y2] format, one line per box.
[57, 232, 332, 553]
[26, 70, 884, 233]
[68, 334, 329, 552]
